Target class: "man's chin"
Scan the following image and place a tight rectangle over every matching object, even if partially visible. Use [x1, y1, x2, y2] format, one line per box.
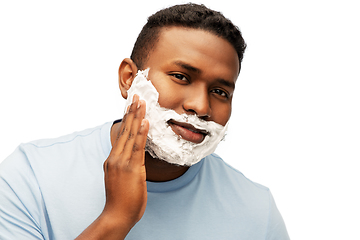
[144, 150, 189, 167]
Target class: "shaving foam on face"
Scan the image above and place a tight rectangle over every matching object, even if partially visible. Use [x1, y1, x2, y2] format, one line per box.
[125, 69, 228, 166]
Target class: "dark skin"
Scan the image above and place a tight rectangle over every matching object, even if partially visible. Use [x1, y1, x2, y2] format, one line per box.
[76, 27, 239, 239]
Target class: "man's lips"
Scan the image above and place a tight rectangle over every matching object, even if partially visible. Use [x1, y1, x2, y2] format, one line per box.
[167, 120, 208, 144]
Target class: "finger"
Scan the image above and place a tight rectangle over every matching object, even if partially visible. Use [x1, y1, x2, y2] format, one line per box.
[121, 99, 147, 164]
[104, 95, 141, 173]
[128, 118, 149, 168]
[104, 97, 139, 173]
[111, 94, 140, 156]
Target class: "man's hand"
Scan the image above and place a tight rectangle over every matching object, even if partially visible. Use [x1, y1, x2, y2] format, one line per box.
[76, 94, 149, 240]
[103, 94, 149, 226]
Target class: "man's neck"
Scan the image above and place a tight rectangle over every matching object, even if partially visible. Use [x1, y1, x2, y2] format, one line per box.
[144, 152, 189, 182]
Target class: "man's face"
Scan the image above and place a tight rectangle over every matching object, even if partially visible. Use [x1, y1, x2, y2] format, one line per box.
[141, 27, 240, 142]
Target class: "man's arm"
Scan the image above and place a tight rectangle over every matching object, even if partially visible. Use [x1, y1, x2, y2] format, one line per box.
[0, 148, 46, 240]
[265, 192, 290, 240]
[75, 94, 149, 240]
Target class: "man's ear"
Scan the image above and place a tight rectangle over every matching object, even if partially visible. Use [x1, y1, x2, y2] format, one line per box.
[118, 58, 138, 99]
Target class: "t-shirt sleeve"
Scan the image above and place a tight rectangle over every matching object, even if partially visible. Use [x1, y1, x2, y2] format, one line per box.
[0, 147, 46, 240]
[265, 191, 290, 240]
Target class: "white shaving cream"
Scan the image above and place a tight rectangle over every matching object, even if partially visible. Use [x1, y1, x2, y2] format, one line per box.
[125, 69, 228, 166]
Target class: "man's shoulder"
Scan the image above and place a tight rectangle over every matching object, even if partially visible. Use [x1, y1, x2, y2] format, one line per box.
[1, 121, 113, 178]
[23, 122, 112, 149]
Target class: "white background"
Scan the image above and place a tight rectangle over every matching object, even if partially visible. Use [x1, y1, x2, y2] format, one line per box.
[1, 0, 359, 239]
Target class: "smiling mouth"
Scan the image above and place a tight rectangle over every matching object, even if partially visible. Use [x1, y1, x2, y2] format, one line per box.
[167, 120, 209, 144]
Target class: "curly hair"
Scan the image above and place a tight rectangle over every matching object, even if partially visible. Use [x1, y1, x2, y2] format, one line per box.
[130, 3, 246, 70]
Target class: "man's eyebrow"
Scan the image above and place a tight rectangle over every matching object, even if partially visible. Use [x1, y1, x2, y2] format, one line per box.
[216, 78, 235, 89]
[173, 60, 235, 89]
[173, 61, 202, 74]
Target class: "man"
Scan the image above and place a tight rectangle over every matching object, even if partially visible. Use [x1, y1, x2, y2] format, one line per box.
[0, 3, 289, 239]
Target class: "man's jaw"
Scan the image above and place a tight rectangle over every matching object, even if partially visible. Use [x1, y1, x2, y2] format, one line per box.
[167, 119, 209, 144]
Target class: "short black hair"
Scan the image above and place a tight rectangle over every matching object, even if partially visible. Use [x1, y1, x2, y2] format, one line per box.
[130, 3, 246, 71]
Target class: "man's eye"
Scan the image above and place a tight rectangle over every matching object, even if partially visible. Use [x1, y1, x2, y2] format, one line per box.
[171, 74, 188, 82]
[211, 89, 229, 98]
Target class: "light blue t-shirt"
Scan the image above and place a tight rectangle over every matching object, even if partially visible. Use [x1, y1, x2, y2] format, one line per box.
[0, 122, 289, 239]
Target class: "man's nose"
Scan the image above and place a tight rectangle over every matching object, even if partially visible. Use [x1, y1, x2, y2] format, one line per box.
[182, 87, 211, 119]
